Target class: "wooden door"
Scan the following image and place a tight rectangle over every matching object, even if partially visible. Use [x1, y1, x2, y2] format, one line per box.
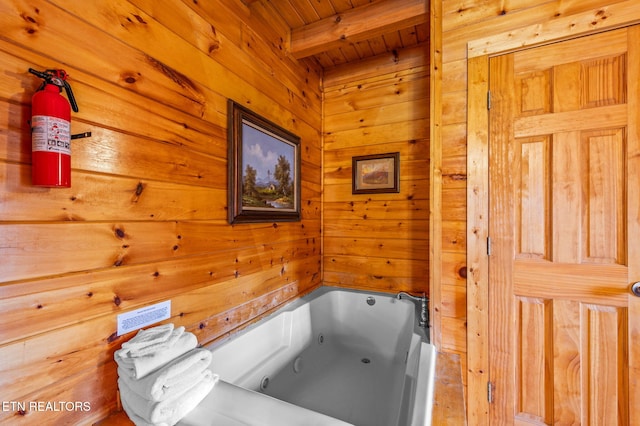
[488, 26, 640, 425]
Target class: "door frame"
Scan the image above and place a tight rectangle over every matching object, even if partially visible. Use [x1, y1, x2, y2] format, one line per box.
[465, 5, 640, 424]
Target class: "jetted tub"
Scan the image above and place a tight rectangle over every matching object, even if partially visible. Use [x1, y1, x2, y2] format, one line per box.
[180, 286, 436, 426]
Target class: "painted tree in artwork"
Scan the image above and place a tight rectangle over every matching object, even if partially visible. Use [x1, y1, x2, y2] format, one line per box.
[243, 164, 257, 196]
[274, 155, 292, 197]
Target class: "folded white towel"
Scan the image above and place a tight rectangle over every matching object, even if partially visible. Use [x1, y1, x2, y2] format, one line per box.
[121, 397, 158, 426]
[118, 348, 213, 401]
[119, 373, 218, 426]
[122, 324, 173, 349]
[121, 326, 185, 357]
[115, 332, 198, 379]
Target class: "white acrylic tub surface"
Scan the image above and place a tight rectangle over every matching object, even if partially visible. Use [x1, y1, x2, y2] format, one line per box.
[179, 286, 436, 426]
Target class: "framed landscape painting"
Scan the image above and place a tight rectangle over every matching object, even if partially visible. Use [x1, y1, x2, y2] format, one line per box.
[227, 100, 301, 224]
[352, 152, 400, 194]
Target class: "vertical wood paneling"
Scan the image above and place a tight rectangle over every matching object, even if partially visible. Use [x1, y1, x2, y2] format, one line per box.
[583, 304, 628, 425]
[518, 70, 551, 116]
[582, 55, 627, 108]
[625, 25, 640, 425]
[517, 137, 548, 259]
[552, 131, 582, 264]
[464, 54, 490, 422]
[553, 299, 581, 424]
[582, 128, 626, 264]
[488, 27, 634, 425]
[515, 297, 552, 424]
[435, 1, 640, 421]
[0, 0, 322, 424]
[323, 45, 429, 296]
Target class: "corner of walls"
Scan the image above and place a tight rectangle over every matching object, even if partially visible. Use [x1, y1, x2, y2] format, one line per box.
[321, 43, 430, 296]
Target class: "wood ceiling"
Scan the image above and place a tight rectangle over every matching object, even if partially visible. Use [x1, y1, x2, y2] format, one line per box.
[243, 0, 429, 68]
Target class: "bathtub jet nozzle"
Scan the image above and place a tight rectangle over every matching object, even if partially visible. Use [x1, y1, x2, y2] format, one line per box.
[396, 292, 429, 329]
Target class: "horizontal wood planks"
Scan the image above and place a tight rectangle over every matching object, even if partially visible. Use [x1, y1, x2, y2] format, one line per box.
[323, 45, 429, 295]
[0, 0, 322, 424]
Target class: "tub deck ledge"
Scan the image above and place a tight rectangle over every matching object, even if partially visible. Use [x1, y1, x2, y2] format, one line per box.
[98, 351, 468, 426]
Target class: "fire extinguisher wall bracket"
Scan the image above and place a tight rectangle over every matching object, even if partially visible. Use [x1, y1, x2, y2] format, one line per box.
[28, 68, 79, 187]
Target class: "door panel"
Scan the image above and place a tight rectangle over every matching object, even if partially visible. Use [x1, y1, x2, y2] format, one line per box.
[489, 26, 639, 425]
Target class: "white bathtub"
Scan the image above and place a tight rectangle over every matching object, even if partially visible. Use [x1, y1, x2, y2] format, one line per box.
[179, 286, 436, 426]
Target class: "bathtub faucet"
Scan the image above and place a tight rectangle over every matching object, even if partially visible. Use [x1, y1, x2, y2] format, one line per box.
[396, 292, 429, 329]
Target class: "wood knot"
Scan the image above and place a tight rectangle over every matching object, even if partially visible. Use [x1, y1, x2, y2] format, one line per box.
[458, 266, 468, 279]
[20, 12, 37, 23]
[208, 42, 220, 54]
[121, 72, 141, 84]
[131, 14, 147, 24]
[135, 182, 145, 196]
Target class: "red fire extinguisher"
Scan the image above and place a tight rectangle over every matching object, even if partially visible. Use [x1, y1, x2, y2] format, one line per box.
[28, 68, 78, 187]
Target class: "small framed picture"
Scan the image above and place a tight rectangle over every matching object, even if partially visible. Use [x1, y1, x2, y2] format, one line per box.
[352, 152, 400, 194]
[227, 100, 301, 224]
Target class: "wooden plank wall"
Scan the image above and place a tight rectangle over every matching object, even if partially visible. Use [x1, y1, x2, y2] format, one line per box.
[431, 0, 640, 422]
[0, 0, 323, 424]
[322, 45, 430, 296]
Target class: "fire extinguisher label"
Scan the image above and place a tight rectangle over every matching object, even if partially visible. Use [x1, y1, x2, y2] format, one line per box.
[31, 115, 71, 155]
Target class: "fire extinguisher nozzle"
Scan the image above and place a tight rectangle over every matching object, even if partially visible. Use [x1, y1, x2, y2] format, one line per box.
[28, 68, 48, 79]
[64, 81, 79, 112]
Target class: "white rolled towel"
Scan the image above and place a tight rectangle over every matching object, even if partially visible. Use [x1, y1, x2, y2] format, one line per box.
[118, 348, 213, 401]
[115, 332, 198, 379]
[121, 325, 185, 357]
[119, 372, 218, 426]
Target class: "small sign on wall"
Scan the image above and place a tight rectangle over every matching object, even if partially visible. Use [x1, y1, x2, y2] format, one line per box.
[117, 300, 171, 336]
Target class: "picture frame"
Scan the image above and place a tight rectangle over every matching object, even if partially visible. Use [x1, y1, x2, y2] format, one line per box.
[352, 152, 400, 194]
[227, 100, 301, 224]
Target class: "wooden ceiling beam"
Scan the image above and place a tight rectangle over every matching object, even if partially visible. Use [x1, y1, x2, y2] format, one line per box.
[289, 0, 427, 59]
